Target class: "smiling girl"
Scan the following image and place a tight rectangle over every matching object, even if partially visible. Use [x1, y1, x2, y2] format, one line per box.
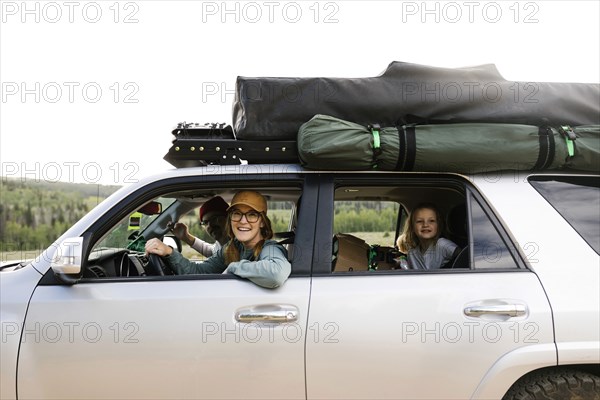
[145, 191, 291, 288]
[398, 203, 459, 270]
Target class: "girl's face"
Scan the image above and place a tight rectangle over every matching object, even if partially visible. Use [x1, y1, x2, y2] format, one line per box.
[413, 208, 439, 242]
[230, 204, 264, 248]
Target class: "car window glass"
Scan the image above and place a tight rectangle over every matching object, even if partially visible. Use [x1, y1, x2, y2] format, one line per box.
[470, 194, 518, 269]
[179, 200, 295, 261]
[529, 176, 600, 254]
[330, 184, 471, 272]
[334, 200, 399, 248]
[94, 197, 175, 252]
[331, 199, 400, 272]
[83, 186, 302, 280]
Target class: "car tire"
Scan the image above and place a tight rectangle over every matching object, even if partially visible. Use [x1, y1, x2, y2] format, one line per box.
[503, 368, 600, 400]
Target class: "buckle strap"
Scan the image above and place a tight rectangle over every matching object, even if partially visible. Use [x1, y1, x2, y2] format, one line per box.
[368, 124, 382, 169]
[558, 125, 577, 158]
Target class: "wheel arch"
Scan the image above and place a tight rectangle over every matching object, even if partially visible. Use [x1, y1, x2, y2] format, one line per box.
[501, 365, 600, 399]
[470, 343, 557, 399]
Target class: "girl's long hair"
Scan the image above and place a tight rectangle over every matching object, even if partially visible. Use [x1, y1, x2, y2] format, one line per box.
[224, 211, 274, 265]
[399, 203, 444, 251]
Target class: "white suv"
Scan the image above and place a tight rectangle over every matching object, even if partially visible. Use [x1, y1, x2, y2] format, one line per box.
[1, 165, 599, 400]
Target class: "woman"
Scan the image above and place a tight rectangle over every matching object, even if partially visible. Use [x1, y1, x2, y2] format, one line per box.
[145, 191, 291, 288]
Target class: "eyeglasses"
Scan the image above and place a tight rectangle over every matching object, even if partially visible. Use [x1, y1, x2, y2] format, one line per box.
[230, 210, 261, 223]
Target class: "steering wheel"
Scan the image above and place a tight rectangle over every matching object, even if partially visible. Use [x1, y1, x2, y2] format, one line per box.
[147, 254, 175, 276]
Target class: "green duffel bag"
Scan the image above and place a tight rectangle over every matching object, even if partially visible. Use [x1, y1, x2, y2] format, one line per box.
[297, 115, 599, 174]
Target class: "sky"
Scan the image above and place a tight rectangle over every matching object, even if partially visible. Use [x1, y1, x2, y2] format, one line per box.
[1, 0, 599, 185]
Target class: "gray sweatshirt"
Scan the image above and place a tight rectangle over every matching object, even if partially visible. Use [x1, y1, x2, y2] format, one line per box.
[408, 238, 458, 270]
[165, 239, 291, 288]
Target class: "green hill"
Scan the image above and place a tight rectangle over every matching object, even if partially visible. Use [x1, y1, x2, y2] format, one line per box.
[0, 177, 120, 260]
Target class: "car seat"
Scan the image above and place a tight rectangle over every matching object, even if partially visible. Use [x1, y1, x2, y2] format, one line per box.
[446, 204, 468, 248]
[445, 204, 470, 268]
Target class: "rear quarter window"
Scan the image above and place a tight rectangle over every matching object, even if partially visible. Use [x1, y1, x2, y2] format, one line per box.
[529, 176, 600, 254]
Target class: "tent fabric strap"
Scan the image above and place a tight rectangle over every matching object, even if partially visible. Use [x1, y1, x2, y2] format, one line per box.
[534, 126, 555, 170]
[396, 125, 416, 171]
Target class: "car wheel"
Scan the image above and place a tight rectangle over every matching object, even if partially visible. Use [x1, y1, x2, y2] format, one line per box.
[503, 368, 600, 400]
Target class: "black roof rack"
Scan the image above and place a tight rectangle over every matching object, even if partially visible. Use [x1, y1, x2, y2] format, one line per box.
[164, 122, 299, 168]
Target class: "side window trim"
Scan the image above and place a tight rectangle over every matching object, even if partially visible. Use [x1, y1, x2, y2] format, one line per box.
[465, 189, 475, 269]
[39, 174, 315, 285]
[312, 174, 335, 275]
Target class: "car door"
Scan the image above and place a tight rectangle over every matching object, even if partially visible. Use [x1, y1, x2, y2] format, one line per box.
[305, 174, 555, 400]
[17, 174, 318, 400]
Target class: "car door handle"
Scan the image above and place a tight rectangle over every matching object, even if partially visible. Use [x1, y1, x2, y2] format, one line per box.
[235, 304, 299, 323]
[464, 304, 527, 317]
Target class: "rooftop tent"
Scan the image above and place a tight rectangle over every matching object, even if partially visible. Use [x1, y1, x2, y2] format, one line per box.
[232, 61, 600, 140]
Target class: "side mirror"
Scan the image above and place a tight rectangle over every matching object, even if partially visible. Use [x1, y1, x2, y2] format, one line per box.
[138, 201, 163, 215]
[50, 237, 84, 284]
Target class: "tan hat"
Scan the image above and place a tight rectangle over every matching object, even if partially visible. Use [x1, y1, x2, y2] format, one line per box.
[228, 191, 267, 213]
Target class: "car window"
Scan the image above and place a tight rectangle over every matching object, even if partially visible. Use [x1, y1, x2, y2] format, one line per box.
[331, 185, 466, 272]
[529, 176, 600, 254]
[470, 193, 519, 269]
[83, 186, 302, 280]
[94, 196, 176, 252]
[332, 199, 399, 272]
[180, 200, 295, 261]
[329, 182, 522, 273]
[334, 200, 399, 248]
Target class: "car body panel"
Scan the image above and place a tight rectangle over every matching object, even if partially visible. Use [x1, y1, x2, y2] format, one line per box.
[1, 167, 597, 399]
[306, 272, 554, 399]
[472, 173, 600, 365]
[471, 342, 557, 399]
[0, 265, 42, 400]
[18, 277, 310, 399]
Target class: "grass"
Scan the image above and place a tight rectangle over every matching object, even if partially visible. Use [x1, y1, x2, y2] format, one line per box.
[341, 231, 397, 248]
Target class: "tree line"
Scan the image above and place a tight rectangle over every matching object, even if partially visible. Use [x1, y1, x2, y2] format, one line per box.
[1, 179, 400, 257]
[0, 178, 120, 254]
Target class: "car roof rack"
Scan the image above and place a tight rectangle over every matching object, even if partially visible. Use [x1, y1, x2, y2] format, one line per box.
[163, 122, 299, 168]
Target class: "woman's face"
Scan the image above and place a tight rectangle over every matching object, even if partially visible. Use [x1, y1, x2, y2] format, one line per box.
[229, 204, 264, 248]
[413, 208, 439, 242]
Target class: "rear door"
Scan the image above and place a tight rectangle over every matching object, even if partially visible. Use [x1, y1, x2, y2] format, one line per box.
[306, 174, 554, 400]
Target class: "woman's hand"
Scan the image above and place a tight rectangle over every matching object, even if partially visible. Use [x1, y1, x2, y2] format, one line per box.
[145, 238, 173, 257]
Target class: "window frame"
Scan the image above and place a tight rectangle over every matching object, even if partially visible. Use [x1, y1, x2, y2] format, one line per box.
[39, 173, 318, 285]
[313, 173, 529, 276]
